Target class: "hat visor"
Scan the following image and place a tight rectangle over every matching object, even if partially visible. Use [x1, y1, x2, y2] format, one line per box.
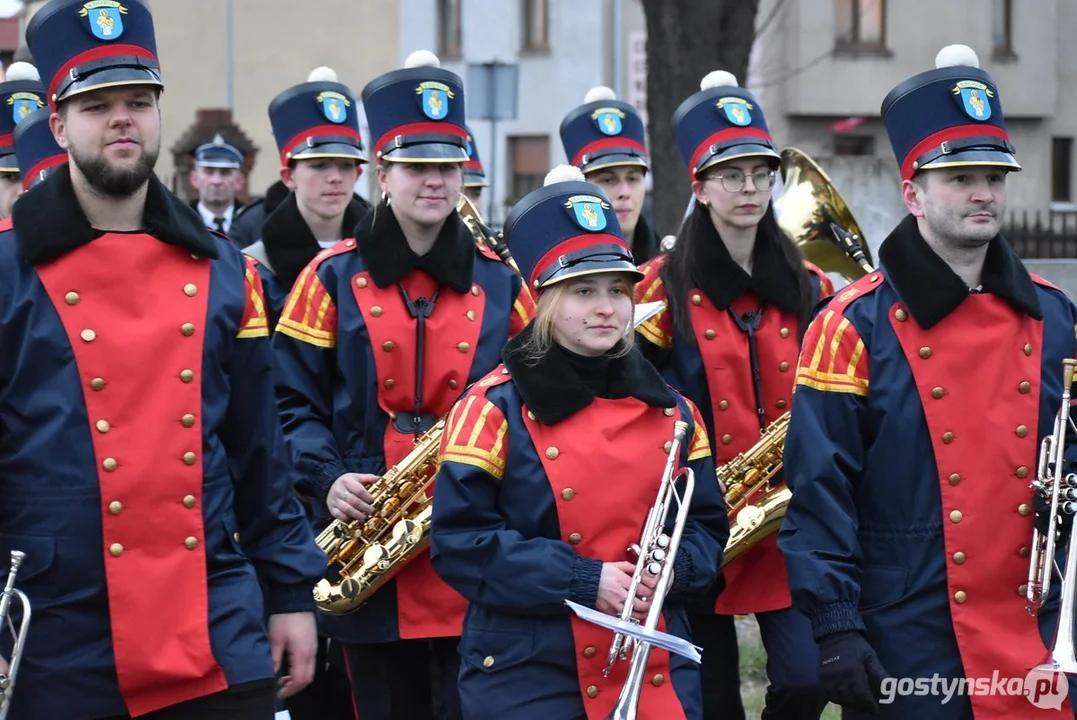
[918, 149, 1022, 173]
[539, 259, 645, 290]
[57, 67, 163, 104]
[581, 154, 650, 175]
[381, 143, 470, 163]
[289, 143, 368, 164]
[696, 144, 781, 175]
[0, 154, 18, 172]
[463, 171, 489, 187]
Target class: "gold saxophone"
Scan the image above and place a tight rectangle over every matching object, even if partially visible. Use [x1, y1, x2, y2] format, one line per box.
[720, 148, 874, 565]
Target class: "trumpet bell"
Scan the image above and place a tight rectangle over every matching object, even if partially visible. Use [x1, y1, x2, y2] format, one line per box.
[774, 147, 873, 284]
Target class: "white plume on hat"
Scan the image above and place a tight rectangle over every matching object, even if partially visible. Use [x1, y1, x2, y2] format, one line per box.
[307, 66, 338, 83]
[544, 164, 586, 186]
[935, 44, 979, 69]
[584, 85, 617, 103]
[700, 70, 738, 91]
[5, 62, 40, 82]
[404, 50, 441, 69]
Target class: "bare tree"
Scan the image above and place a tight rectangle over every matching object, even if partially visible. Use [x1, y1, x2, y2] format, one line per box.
[642, 0, 761, 236]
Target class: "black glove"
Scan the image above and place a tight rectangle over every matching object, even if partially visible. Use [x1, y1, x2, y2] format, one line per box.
[818, 630, 889, 715]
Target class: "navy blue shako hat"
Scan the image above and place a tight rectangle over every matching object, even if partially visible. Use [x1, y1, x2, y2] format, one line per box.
[882, 44, 1019, 181]
[463, 124, 488, 187]
[269, 66, 366, 167]
[26, 0, 163, 110]
[560, 85, 649, 174]
[13, 106, 67, 190]
[504, 164, 643, 292]
[0, 63, 48, 173]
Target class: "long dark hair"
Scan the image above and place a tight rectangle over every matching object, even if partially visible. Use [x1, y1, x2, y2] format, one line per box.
[661, 199, 814, 342]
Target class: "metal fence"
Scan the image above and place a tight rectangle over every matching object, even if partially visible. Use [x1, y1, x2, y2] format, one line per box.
[1004, 210, 1077, 258]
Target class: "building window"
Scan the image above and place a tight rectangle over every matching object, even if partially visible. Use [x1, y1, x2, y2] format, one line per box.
[438, 0, 462, 58]
[522, 0, 549, 51]
[993, 0, 1014, 55]
[835, 0, 885, 49]
[1052, 137, 1073, 203]
[834, 135, 875, 156]
[509, 135, 550, 204]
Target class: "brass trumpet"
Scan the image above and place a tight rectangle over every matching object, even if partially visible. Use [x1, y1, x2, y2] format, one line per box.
[0, 550, 31, 720]
[457, 193, 520, 275]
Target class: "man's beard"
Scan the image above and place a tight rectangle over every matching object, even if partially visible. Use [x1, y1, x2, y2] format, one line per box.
[71, 143, 159, 198]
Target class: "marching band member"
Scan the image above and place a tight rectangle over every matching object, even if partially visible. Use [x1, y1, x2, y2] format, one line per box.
[273, 50, 534, 720]
[244, 66, 371, 327]
[560, 86, 660, 264]
[778, 45, 1077, 718]
[430, 165, 727, 720]
[462, 123, 489, 215]
[0, 0, 325, 717]
[634, 71, 833, 719]
[12, 106, 67, 192]
[0, 62, 48, 220]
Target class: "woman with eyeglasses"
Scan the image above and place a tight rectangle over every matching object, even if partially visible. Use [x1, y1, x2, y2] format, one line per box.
[634, 71, 834, 720]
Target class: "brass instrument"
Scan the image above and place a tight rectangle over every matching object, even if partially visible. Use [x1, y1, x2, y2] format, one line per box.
[604, 421, 697, 720]
[0, 551, 31, 720]
[720, 148, 874, 565]
[457, 193, 521, 275]
[313, 420, 444, 615]
[1026, 359, 1077, 674]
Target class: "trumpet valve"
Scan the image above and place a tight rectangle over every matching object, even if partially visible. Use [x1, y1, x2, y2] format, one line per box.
[646, 561, 662, 576]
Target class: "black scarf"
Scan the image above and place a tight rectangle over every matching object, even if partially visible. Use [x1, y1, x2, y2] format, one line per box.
[878, 213, 1041, 330]
[630, 214, 661, 265]
[14, 162, 219, 266]
[690, 218, 800, 313]
[261, 192, 369, 290]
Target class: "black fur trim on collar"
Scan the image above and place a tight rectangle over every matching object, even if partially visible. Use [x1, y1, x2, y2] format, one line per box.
[631, 214, 661, 265]
[502, 323, 677, 425]
[692, 218, 800, 313]
[14, 162, 219, 266]
[262, 193, 369, 290]
[879, 213, 1041, 330]
[354, 204, 475, 294]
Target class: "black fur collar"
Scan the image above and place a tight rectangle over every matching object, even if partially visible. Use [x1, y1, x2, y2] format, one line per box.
[261, 192, 369, 290]
[631, 214, 661, 265]
[354, 203, 475, 294]
[692, 218, 800, 313]
[13, 162, 219, 266]
[502, 323, 677, 425]
[879, 213, 1041, 330]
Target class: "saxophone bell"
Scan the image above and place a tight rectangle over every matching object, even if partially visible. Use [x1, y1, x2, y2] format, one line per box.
[0, 550, 31, 720]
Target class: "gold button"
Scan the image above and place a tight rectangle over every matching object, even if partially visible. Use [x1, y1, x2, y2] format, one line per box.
[1019, 381, 1031, 394]
[190, 253, 202, 260]
[483, 655, 494, 668]
[718, 400, 729, 411]
[949, 473, 961, 486]
[779, 361, 789, 372]
[183, 283, 197, 297]
[449, 379, 459, 389]
[1023, 343, 1033, 356]
[1018, 584, 1028, 597]
[721, 434, 732, 445]
[80, 329, 96, 342]
[103, 457, 117, 472]
[109, 543, 123, 557]
[65, 291, 79, 305]
[181, 322, 196, 336]
[382, 341, 394, 352]
[954, 590, 967, 604]
[950, 510, 963, 523]
[776, 399, 788, 410]
[96, 419, 110, 433]
[371, 306, 383, 318]
[895, 308, 908, 322]
[384, 379, 395, 389]
[663, 441, 673, 453]
[467, 310, 476, 322]
[586, 685, 599, 699]
[91, 377, 106, 391]
[691, 294, 702, 306]
[181, 414, 195, 428]
[471, 286, 480, 297]
[780, 327, 790, 338]
[1016, 425, 1028, 438]
[942, 431, 954, 444]
[1016, 466, 1029, 479]
[184, 536, 198, 550]
[1019, 546, 1030, 558]
[651, 673, 665, 686]
[919, 347, 932, 359]
[561, 488, 574, 501]
[704, 329, 716, 340]
[546, 447, 559, 460]
[953, 551, 966, 564]
[458, 342, 470, 353]
[233, 532, 241, 543]
[109, 501, 122, 515]
[931, 387, 945, 400]
[1018, 503, 1032, 516]
[663, 408, 675, 417]
[583, 646, 596, 658]
[569, 533, 582, 545]
[180, 369, 194, 383]
[183, 495, 196, 509]
[356, 277, 368, 288]
[527, 411, 537, 421]
[183, 451, 197, 465]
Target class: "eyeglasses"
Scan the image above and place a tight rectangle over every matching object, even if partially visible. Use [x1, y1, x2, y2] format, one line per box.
[704, 169, 777, 193]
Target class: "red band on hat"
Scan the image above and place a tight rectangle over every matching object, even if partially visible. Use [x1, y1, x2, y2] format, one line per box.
[24, 154, 66, 191]
[900, 124, 1011, 181]
[49, 44, 158, 109]
[0, 133, 11, 150]
[571, 137, 648, 168]
[531, 232, 630, 289]
[280, 125, 362, 166]
[465, 158, 483, 171]
[689, 127, 773, 178]
[373, 122, 467, 158]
